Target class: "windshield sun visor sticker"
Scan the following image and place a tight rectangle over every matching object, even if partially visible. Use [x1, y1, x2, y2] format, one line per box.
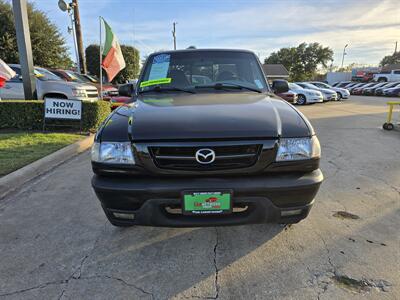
[254, 79, 263, 89]
[149, 54, 170, 80]
[139, 78, 172, 88]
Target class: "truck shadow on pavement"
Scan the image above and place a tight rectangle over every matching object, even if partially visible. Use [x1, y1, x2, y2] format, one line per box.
[71, 222, 285, 299]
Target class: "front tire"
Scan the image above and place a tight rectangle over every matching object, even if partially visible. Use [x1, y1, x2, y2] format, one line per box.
[297, 94, 307, 105]
[383, 123, 394, 130]
[377, 78, 387, 83]
[336, 92, 342, 101]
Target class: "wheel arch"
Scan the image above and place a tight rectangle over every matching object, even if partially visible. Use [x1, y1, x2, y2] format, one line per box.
[42, 93, 68, 100]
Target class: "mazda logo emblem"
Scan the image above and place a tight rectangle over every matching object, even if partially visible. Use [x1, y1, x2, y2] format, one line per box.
[195, 148, 216, 164]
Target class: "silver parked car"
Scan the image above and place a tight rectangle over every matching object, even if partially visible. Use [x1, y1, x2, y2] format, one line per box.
[0, 64, 99, 101]
[308, 81, 350, 100]
[288, 83, 323, 105]
[295, 82, 338, 101]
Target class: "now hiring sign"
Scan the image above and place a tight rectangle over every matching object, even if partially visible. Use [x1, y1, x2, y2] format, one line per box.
[44, 98, 82, 120]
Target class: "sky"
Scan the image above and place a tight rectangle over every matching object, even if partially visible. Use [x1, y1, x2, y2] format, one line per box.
[31, 0, 400, 67]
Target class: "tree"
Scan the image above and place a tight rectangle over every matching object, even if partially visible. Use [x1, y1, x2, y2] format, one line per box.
[113, 45, 140, 83]
[380, 52, 400, 67]
[0, 0, 72, 68]
[85, 44, 100, 77]
[264, 43, 333, 81]
[85, 44, 140, 83]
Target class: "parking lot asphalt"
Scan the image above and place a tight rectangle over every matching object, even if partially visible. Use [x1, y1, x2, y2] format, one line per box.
[0, 96, 399, 300]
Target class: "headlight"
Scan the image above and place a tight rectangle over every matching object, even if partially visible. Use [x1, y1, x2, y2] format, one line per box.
[91, 142, 135, 164]
[72, 89, 87, 97]
[276, 136, 321, 161]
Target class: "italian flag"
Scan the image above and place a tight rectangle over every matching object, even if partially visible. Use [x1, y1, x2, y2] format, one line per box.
[0, 58, 16, 88]
[101, 18, 126, 81]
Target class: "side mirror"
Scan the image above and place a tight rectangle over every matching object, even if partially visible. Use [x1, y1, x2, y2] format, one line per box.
[272, 80, 289, 94]
[118, 83, 135, 97]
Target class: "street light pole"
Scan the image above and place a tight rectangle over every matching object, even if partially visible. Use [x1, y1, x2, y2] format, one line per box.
[172, 22, 177, 50]
[58, 0, 86, 73]
[72, 0, 86, 74]
[12, 0, 36, 99]
[68, 10, 79, 69]
[341, 44, 348, 69]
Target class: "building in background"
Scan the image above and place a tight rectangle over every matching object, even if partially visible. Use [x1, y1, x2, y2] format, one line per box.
[262, 64, 289, 82]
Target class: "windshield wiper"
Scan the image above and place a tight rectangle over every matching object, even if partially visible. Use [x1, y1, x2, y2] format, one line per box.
[194, 83, 262, 93]
[139, 85, 196, 94]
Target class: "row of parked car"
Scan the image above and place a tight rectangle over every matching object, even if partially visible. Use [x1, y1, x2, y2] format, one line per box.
[332, 81, 400, 97]
[274, 81, 350, 105]
[0, 63, 118, 101]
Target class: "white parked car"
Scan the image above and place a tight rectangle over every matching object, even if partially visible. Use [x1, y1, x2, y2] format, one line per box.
[0, 64, 99, 101]
[309, 81, 350, 100]
[288, 83, 323, 105]
[295, 82, 338, 101]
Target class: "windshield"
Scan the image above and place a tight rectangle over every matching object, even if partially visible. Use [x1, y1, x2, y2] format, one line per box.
[71, 72, 91, 83]
[299, 83, 317, 89]
[138, 51, 268, 93]
[34, 68, 62, 81]
[84, 74, 98, 83]
[289, 83, 302, 89]
[314, 82, 331, 88]
[63, 70, 83, 82]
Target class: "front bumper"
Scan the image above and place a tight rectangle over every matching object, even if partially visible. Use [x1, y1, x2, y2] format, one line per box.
[308, 96, 324, 103]
[92, 169, 323, 227]
[75, 96, 99, 102]
[323, 94, 337, 101]
[341, 92, 350, 99]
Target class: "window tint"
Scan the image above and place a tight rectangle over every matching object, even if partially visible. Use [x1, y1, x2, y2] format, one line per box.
[9, 67, 21, 82]
[34, 68, 62, 81]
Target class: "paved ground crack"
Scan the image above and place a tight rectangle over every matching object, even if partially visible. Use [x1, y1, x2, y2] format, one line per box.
[0, 280, 67, 297]
[80, 275, 154, 299]
[209, 227, 220, 299]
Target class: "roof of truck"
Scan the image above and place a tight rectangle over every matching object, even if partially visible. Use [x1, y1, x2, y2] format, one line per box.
[150, 48, 256, 55]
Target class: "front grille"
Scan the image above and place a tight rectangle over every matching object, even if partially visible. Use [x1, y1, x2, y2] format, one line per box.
[108, 90, 119, 96]
[86, 90, 99, 98]
[149, 144, 262, 171]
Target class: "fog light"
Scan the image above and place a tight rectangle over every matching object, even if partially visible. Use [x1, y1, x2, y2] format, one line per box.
[113, 212, 135, 220]
[281, 209, 303, 217]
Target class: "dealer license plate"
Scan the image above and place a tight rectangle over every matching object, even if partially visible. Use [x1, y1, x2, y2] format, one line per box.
[182, 191, 232, 215]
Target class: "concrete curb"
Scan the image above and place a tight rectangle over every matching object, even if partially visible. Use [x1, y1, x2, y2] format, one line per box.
[0, 134, 94, 199]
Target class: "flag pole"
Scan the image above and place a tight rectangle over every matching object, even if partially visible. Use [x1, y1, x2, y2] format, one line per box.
[99, 16, 103, 101]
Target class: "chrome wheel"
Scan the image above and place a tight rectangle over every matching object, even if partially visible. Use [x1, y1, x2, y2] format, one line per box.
[297, 95, 306, 105]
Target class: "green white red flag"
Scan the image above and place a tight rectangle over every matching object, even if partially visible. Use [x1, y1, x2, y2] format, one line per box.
[101, 17, 125, 81]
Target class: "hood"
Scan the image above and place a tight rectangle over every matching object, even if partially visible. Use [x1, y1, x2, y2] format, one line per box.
[102, 85, 118, 91]
[385, 87, 400, 92]
[318, 88, 336, 94]
[63, 81, 97, 90]
[127, 93, 311, 141]
[333, 87, 348, 93]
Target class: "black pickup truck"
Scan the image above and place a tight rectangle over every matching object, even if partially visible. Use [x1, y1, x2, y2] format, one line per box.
[91, 49, 323, 227]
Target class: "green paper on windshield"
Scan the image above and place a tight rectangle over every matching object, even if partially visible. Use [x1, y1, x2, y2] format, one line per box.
[140, 78, 172, 88]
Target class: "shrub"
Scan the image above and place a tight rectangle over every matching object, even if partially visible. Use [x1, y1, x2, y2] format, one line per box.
[0, 100, 111, 131]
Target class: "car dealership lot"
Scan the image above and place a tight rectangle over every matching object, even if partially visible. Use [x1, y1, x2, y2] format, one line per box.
[0, 96, 399, 300]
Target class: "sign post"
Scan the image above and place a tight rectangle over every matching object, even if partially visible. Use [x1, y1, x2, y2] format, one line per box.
[43, 98, 82, 131]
